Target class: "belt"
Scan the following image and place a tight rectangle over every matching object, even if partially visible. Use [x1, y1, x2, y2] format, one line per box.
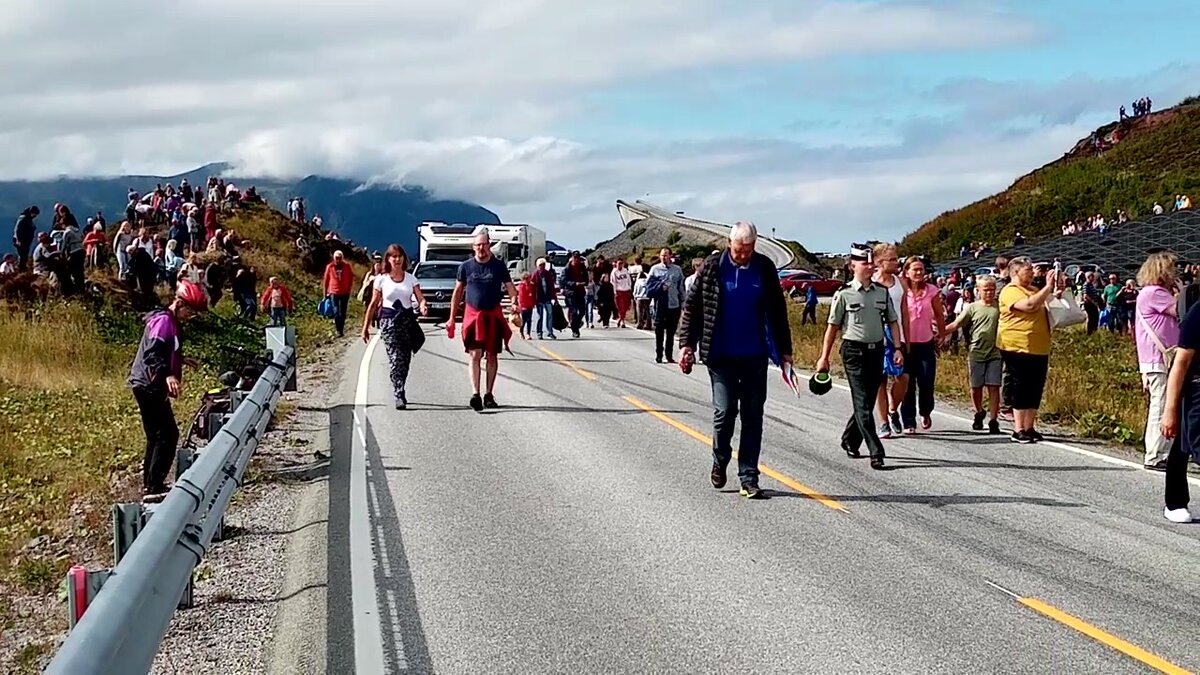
[842, 340, 883, 349]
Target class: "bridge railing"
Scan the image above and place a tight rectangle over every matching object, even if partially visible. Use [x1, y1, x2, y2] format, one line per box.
[617, 199, 798, 269]
[44, 332, 297, 675]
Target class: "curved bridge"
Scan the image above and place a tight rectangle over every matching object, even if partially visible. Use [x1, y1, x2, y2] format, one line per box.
[615, 199, 797, 268]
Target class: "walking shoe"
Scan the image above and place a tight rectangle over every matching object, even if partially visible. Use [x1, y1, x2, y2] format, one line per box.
[904, 427, 917, 435]
[710, 462, 727, 489]
[395, 398, 407, 410]
[842, 440, 862, 458]
[889, 411, 902, 436]
[548, 333, 557, 340]
[972, 410, 986, 431]
[469, 393, 484, 412]
[655, 356, 663, 364]
[988, 419, 1001, 435]
[1164, 506, 1194, 523]
[739, 483, 769, 500]
[1027, 429, 1045, 443]
[1144, 460, 1169, 472]
[537, 333, 543, 340]
[877, 421, 893, 439]
[572, 330, 581, 338]
[1010, 430, 1033, 444]
[870, 456, 886, 470]
[483, 393, 499, 409]
[142, 484, 170, 503]
[921, 415, 932, 430]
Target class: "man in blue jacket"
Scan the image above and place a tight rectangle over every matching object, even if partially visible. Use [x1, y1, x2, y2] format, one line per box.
[679, 222, 792, 499]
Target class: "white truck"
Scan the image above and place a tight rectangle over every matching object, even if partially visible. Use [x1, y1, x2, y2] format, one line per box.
[417, 221, 547, 277]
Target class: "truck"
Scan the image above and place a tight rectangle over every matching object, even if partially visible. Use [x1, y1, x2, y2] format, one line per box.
[417, 221, 547, 277]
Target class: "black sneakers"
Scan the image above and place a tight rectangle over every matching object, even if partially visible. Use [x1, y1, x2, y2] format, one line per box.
[483, 393, 499, 409]
[710, 462, 727, 489]
[972, 410, 986, 431]
[1011, 430, 1034, 444]
[988, 419, 1001, 435]
[1027, 428, 1045, 443]
[739, 483, 769, 499]
[469, 394, 484, 412]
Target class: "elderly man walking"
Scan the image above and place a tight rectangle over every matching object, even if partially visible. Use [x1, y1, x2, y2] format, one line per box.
[447, 231, 520, 411]
[648, 247, 687, 363]
[679, 222, 792, 499]
[323, 250, 355, 337]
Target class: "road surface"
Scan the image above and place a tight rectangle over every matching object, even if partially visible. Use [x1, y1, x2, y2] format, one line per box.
[323, 323, 1200, 674]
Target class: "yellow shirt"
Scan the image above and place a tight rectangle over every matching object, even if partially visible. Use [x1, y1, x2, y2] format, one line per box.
[998, 284, 1051, 355]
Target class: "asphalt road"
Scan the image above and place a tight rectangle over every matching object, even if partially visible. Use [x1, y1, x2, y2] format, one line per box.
[324, 321, 1200, 675]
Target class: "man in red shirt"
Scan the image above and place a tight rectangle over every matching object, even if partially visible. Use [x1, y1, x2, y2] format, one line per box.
[323, 250, 355, 337]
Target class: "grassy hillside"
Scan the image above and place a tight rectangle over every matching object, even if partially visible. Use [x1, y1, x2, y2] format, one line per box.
[900, 100, 1200, 259]
[0, 203, 363, 671]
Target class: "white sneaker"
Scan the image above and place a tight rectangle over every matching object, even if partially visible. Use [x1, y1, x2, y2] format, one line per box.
[1164, 507, 1194, 523]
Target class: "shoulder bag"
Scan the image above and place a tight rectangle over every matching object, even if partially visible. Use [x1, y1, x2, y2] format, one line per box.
[1136, 309, 1177, 372]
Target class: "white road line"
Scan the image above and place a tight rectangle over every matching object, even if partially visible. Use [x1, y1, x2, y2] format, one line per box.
[776, 363, 1200, 488]
[351, 335, 386, 674]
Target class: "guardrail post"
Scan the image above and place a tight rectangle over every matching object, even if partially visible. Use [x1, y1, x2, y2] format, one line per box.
[175, 447, 195, 484]
[265, 326, 297, 392]
[111, 502, 194, 609]
[66, 567, 112, 629]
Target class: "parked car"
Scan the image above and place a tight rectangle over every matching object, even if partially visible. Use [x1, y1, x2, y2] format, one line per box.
[412, 260, 463, 319]
[780, 270, 843, 296]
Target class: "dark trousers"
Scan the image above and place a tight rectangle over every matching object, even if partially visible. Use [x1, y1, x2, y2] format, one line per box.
[801, 304, 817, 324]
[1084, 301, 1099, 334]
[841, 341, 886, 459]
[16, 240, 32, 271]
[708, 356, 768, 485]
[67, 251, 85, 293]
[900, 341, 938, 428]
[133, 387, 179, 491]
[333, 293, 350, 336]
[567, 294, 586, 333]
[1168, 380, 1200, 510]
[655, 306, 681, 360]
[636, 299, 651, 329]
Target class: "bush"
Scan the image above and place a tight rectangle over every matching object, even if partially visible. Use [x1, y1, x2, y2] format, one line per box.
[666, 230, 682, 246]
[629, 226, 646, 240]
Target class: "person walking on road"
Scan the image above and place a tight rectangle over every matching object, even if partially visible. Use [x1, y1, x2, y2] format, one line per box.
[447, 232, 519, 411]
[362, 245, 428, 410]
[559, 252, 589, 338]
[899, 257, 945, 434]
[944, 275, 1003, 434]
[680, 222, 792, 500]
[611, 259, 633, 327]
[517, 271, 537, 339]
[816, 244, 903, 470]
[1157, 300, 1198, 524]
[648, 247, 686, 363]
[872, 243, 909, 438]
[127, 280, 207, 501]
[532, 257, 558, 339]
[633, 269, 651, 330]
[323, 250, 354, 337]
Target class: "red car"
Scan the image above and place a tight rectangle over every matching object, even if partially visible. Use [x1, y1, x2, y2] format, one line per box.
[780, 270, 842, 296]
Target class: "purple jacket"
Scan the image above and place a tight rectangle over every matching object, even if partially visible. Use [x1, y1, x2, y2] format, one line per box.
[127, 310, 183, 392]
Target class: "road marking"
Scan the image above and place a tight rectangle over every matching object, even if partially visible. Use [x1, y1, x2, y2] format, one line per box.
[779, 364, 1200, 488]
[351, 335, 386, 674]
[623, 395, 847, 512]
[985, 580, 1191, 674]
[537, 345, 597, 381]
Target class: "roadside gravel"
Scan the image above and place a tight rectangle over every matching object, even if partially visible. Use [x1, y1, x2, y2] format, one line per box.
[149, 337, 345, 675]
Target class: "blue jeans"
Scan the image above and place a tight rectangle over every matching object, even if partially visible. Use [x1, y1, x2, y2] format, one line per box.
[269, 308, 288, 326]
[901, 341, 937, 428]
[708, 356, 768, 485]
[536, 302, 556, 337]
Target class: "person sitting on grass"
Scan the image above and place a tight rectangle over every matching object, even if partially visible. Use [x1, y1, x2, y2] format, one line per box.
[0, 253, 16, 276]
[944, 274, 1003, 434]
[260, 276, 295, 326]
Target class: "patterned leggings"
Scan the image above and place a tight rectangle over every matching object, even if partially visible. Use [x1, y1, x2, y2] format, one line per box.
[380, 318, 413, 400]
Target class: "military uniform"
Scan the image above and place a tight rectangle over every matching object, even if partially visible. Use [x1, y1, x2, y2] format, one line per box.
[829, 278, 898, 461]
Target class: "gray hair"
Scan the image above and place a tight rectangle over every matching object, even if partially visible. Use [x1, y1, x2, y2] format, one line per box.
[1007, 256, 1032, 276]
[729, 221, 758, 244]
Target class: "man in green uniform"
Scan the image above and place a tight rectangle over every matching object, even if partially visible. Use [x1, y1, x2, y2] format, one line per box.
[816, 243, 904, 470]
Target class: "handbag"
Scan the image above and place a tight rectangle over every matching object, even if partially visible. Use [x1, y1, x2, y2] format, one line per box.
[551, 302, 568, 331]
[318, 295, 335, 319]
[1136, 309, 1177, 372]
[1046, 289, 1087, 330]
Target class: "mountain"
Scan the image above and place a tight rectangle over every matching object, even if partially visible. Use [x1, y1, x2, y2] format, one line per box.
[900, 96, 1200, 260]
[0, 163, 500, 256]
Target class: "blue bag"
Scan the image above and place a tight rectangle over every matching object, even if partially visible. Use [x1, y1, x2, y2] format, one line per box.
[318, 295, 335, 319]
[883, 325, 904, 378]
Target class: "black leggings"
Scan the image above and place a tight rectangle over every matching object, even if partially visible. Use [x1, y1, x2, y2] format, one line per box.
[133, 387, 179, 491]
[1000, 350, 1049, 410]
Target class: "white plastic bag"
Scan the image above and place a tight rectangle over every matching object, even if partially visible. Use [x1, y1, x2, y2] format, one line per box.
[1046, 289, 1087, 330]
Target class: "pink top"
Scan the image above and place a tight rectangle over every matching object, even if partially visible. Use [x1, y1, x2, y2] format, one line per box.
[1134, 285, 1179, 373]
[905, 285, 938, 343]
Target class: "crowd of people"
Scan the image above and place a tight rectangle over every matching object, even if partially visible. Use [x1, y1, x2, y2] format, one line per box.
[1120, 97, 1153, 120]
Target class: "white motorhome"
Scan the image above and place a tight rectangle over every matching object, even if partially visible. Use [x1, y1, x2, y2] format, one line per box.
[417, 221, 546, 277]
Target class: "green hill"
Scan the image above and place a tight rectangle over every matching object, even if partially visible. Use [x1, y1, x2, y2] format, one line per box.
[900, 97, 1200, 259]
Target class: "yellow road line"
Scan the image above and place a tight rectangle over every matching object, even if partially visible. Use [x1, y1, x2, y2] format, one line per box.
[1017, 597, 1193, 675]
[622, 395, 847, 513]
[537, 346, 597, 381]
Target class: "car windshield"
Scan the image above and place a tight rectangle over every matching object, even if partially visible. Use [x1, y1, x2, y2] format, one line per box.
[415, 264, 459, 280]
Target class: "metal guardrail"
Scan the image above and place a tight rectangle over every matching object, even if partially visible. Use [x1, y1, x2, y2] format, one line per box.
[615, 199, 798, 269]
[44, 338, 296, 675]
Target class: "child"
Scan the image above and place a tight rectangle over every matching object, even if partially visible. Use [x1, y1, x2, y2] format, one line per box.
[259, 276, 295, 327]
[944, 274, 1002, 433]
[517, 272, 536, 339]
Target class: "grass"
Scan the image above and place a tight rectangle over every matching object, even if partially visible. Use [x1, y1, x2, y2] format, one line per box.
[0, 203, 363, 671]
[787, 304, 1145, 445]
[900, 98, 1200, 260]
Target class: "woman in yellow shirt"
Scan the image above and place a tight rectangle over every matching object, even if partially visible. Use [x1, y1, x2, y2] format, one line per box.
[998, 256, 1061, 444]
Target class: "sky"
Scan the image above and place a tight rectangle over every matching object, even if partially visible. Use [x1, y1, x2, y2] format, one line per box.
[2, 0, 1199, 252]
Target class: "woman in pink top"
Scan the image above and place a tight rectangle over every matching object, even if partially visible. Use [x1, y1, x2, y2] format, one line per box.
[1134, 252, 1180, 469]
[899, 257, 945, 433]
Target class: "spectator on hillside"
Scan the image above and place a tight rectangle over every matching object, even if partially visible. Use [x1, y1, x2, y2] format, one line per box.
[233, 263, 258, 320]
[203, 202, 219, 242]
[32, 232, 59, 278]
[998, 256, 1060, 444]
[1013, 232, 1025, 246]
[1117, 279, 1138, 337]
[322, 250, 355, 337]
[13, 206, 39, 271]
[59, 218, 85, 293]
[1103, 274, 1123, 332]
[1153, 202, 1165, 215]
[112, 221, 134, 279]
[163, 240, 185, 290]
[1082, 271, 1103, 334]
[0, 253, 16, 275]
[1135, 253, 1180, 472]
[261, 277, 295, 327]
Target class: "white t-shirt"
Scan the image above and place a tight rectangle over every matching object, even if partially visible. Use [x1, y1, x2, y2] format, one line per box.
[612, 267, 633, 292]
[373, 272, 418, 309]
[874, 273, 905, 343]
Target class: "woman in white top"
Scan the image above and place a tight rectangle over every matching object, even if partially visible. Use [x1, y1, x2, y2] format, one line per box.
[871, 243, 911, 438]
[611, 259, 634, 327]
[362, 244, 428, 409]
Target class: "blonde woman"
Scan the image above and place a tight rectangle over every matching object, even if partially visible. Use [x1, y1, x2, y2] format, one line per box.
[1134, 252, 1179, 469]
